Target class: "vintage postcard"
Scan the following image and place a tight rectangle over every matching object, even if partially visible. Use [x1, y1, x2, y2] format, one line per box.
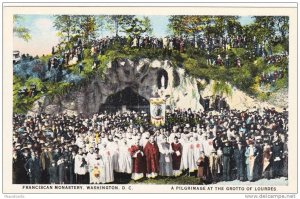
[2, 2, 298, 196]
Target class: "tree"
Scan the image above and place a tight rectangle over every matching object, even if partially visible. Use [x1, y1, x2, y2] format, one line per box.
[168, 15, 242, 38]
[96, 16, 107, 37]
[212, 16, 241, 36]
[105, 15, 135, 37]
[251, 16, 289, 42]
[13, 15, 31, 42]
[142, 16, 153, 36]
[123, 17, 153, 37]
[168, 15, 206, 37]
[76, 15, 98, 43]
[53, 15, 77, 43]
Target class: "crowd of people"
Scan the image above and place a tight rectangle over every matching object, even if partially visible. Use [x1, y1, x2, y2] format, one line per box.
[49, 33, 280, 72]
[13, 106, 288, 185]
[259, 68, 285, 87]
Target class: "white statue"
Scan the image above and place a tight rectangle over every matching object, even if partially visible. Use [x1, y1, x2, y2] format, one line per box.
[161, 75, 165, 89]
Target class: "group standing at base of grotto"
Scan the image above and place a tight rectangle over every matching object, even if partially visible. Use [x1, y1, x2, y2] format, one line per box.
[13, 106, 288, 185]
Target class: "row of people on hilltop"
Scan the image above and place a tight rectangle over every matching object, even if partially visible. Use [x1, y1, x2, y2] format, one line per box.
[206, 53, 242, 67]
[46, 33, 288, 76]
[13, 107, 288, 184]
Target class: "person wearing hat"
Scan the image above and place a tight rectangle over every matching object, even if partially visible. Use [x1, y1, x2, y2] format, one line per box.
[66, 150, 77, 184]
[158, 136, 174, 177]
[253, 137, 264, 181]
[117, 139, 132, 183]
[24, 152, 41, 184]
[40, 146, 53, 184]
[245, 139, 258, 181]
[49, 160, 58, 184]
[262, 142, 272, 180]
[13, 145, 29, 184]
[57, 155, 66, 184]
[98, 142, 114, 183]
[209, 148, 219, 183]
[144, 136, 160, 179]
[74, 148, 88, 184]
[196, 151, 209, 185]
[233, 141, 245, 181]
[222, 140, 233, 181]
[130, 138, 146, 181]
[282, 135, 288, 179]
[272, 139, 283, 178]
[171, 136, 183, 177]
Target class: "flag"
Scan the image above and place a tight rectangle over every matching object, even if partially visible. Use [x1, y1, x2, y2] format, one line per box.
[150, 98, 166, 127]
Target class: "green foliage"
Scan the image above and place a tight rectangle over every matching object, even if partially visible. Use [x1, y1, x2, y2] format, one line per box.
[105, 15, 135, 36]
[53, 15, 77, 43]
[25, 77, 43, 90]
[273, 44, 285, 54]
[168, 15, 241, 37]
[257, 91, 270, 101]
[212, 80, 233, 97]
[14, 15, 289, 113]
[13, 15, 31, 42]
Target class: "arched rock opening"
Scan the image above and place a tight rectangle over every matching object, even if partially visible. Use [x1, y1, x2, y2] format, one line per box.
[99, 87, 149, 113]
[157, 69, 168, 89]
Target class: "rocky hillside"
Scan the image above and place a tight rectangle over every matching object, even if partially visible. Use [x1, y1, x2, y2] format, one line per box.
[27, 58, 286, 116]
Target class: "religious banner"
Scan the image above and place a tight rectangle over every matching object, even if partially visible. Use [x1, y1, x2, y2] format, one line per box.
[150, 98, 166, 127]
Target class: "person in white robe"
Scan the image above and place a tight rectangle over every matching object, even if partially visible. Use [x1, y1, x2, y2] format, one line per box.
[74, 149, 88, 184]
[107, 136, 119, 172]
[86, 147, 95, 183]
[75, 134, 85, 149]
[99, 143, 114, 183]
[89, 153, 105, 184]
[158, 137, 174, 176]
[118, 139, 132, 174]
[180, 134, 190, 173]
[201, 133, 214, 157]
[186, 137, 197, 173]
[193, 136, 203, 165]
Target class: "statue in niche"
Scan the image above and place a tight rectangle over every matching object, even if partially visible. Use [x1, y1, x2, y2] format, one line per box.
[161, 75, 165, 89]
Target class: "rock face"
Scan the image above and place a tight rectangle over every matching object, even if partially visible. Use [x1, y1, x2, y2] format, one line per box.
[28, 58, 287, 116]
[28, 58, 203, 116]
[200, 80, 286, 112]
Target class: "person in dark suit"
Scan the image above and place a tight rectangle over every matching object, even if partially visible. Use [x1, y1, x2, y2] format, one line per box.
[272, 140, 283, 178]
[40, 147, 52, 184]
[24, 152, 41, 184]
[57, 156, 66, 184]
[233, 141, 245, 181]
[49, 160, 58, 184]
[222, 140, 233, 181]
[66, 149, 76, 184]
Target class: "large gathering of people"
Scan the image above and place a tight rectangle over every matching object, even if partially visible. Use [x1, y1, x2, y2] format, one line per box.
[13, 106, 288, 185]
[13, 21, 289, 186]
[49, 33, 285, 72]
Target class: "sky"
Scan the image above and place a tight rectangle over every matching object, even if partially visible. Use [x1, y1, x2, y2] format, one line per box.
[13, 15, 254, 56]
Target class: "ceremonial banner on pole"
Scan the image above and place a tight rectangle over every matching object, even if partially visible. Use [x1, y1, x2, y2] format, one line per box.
[150, 98, 166, 127]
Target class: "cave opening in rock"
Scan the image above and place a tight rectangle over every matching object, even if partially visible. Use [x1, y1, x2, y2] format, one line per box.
[99, 87, 150, 113]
